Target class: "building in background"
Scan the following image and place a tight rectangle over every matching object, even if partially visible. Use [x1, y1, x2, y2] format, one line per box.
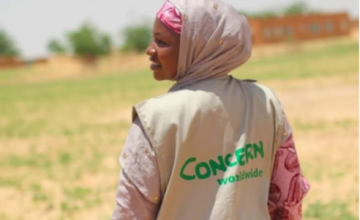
[248, 12, 351, 45]
[351, 19, 360, 39]
[351, 18, 359, 31]
[0, 57, 47, 69]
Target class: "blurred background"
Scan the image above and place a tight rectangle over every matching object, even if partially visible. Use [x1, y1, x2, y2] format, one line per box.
[0, 0, 358, 219]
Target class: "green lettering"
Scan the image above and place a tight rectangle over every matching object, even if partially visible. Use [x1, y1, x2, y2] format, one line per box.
[217, 178, 228, 185]
[235, 148, 246, 166]
[228, 176, 235, 183]
[254, 168, 259, 177]
[254, 141, 264, 158]
[180, 157, 196, 180]
[236, 174, 240, 181]
[195, 162, 211, 179]
[259, 170, 263, 177]
[225, 153, 237, 167]
[209, 156, 227, 175]
[245, 144, 254, 163]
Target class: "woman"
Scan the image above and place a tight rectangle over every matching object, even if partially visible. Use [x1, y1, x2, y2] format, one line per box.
[112, 0, 310, 219]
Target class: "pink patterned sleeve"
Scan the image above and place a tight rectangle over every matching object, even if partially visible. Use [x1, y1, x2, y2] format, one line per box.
[268, 117, 310, 220]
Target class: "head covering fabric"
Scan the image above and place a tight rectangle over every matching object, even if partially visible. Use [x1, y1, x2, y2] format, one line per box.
[156, 1, 183, 34]
[165, 0, 252, 91]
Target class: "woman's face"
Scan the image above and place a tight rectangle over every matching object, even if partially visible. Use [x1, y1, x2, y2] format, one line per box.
[146, 18, 180, 81]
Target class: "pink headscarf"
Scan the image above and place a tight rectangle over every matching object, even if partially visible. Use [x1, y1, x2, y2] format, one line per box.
[156, 1, 182, 34]
[157, 0, 252, 90]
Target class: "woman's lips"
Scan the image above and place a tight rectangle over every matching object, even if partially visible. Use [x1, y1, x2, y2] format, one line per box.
[149, 57, 161, 70]
[151, 63, 162, 70]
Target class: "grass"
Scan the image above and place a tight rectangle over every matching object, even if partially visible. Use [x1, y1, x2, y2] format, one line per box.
[293, 118, 359, 132]
[233, 41, 358, 80]
[305, 201, 358, 220]
[0, 38, 358, 219]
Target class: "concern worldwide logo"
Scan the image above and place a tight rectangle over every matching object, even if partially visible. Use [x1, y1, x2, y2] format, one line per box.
[179, 141, 265, 185]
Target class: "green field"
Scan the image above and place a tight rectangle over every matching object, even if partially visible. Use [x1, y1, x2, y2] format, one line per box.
[0, 39, 358, 220]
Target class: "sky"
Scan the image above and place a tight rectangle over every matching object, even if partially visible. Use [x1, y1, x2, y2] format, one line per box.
[0, 0, 358, 59]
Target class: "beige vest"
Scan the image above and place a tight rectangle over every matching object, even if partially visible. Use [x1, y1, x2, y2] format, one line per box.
[133, 76, 284, 220]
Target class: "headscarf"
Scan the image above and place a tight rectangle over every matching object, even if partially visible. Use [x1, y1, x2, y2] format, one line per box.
[157, 0, 252, 91]
[156, 1, 182, 34]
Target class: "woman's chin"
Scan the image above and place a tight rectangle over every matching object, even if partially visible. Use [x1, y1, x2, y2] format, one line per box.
[152, 69, 176, 81]
[153, 71, 165, 81]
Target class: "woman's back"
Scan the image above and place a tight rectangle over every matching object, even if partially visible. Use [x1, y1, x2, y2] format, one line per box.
[134, 76, 284, 220]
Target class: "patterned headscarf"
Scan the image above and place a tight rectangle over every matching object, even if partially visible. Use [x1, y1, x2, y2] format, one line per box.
[156, 1, 182, 34]
[158, 0, 252, 90]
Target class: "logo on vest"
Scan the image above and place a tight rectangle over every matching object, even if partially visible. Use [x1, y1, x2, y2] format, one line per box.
[179, 141, 265, 185]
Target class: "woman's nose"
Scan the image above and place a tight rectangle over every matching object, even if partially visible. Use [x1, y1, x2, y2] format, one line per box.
[146, 44, 156, 56]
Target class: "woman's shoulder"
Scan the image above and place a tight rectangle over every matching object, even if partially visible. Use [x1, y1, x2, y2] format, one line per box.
[238, 79, 280, 99]
[134, 89, 219, 117]
[144, 89, 216, 105]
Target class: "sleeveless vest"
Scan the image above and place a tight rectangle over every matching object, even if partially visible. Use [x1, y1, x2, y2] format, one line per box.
[133, 76, 284, 220]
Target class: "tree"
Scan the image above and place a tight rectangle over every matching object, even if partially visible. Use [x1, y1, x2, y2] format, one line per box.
[283, 2, 310, 16]
[240, 10, 279, 19]
[255, 11, 279, 19]
[240, 2, 315, 19]
[121, 24, 151, 53]
[47, 39, 67, 54]
[0, 29, 20, 57]
[99, 34, 112, 55]
[67, 23, 112, 59]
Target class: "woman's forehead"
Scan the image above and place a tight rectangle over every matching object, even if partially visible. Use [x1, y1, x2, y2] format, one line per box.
[153, 18, 178, 38]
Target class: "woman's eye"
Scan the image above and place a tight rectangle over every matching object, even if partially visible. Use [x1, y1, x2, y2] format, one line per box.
[156, 40, 166, 46]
